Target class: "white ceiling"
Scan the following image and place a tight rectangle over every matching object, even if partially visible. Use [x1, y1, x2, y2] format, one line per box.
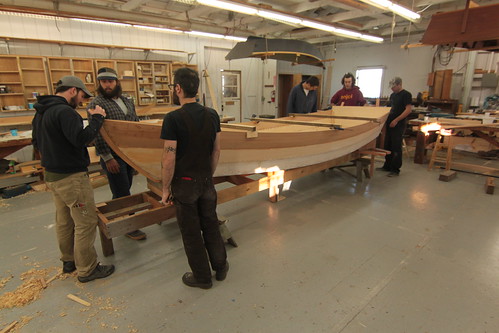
[2, 0, 499, 46]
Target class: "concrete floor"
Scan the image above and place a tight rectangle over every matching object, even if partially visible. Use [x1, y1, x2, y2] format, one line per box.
[1, 156, 498, 332]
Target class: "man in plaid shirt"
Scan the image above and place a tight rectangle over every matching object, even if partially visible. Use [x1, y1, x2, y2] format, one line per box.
[87, 67, 146, 240]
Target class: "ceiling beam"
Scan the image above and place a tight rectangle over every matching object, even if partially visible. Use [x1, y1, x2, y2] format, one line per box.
[0, 0, 254, 36]
[121, 0, 147, 12]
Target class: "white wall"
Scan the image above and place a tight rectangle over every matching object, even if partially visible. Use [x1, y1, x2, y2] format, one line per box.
[0, 11, 275, 121]
[321, 42, 434, 102]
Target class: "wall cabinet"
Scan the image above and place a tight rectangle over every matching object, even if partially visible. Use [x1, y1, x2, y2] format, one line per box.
[94, 60, 138, 104]
[1, 55, 179, 113]
[0, 55, 49, 112]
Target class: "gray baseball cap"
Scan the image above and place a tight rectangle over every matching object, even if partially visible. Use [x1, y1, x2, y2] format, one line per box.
[389, 77, 402, 87]
[56, 76, 93, 98]
[97, 67, 118, 80]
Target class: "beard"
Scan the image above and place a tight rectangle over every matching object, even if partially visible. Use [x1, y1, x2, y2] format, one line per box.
[172, 90, 180, 105]
[69, 95, 79, 108]
[98, 83, 122, 99]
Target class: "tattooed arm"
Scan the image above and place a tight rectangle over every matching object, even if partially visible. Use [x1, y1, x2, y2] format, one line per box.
[161, 140, 177, 205]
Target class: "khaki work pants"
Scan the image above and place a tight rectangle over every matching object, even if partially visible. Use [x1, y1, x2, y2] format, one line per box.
[46, 172, 98, 277]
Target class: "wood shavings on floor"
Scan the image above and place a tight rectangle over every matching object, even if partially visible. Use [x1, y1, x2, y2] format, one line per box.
[0, 267, 59, 309]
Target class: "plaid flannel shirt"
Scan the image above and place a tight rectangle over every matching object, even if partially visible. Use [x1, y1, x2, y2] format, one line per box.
[87, 95, 139, 157]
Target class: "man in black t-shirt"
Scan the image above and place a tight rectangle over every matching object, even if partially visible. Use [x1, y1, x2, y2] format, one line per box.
[160, 68, 228, 289]
[380, 77, 412, 176]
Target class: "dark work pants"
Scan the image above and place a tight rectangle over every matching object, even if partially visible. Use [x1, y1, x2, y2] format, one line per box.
[100, 155, 134, 199]
[383, 120, 406, 174]
[172, 177, 227, 282]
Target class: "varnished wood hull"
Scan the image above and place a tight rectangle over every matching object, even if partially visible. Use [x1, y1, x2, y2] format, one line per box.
[100, 106, 390, 182]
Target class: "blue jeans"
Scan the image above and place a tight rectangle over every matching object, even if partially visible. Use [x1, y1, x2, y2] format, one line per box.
[100, 155, 134, 199]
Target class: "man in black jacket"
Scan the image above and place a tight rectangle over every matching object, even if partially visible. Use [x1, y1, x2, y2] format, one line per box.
[32, 76, 115, 283]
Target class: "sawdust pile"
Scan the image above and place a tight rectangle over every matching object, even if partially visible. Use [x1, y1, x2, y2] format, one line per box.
[0, 267, 59, 309]
[2, 313, 40, 333]
[0, 199, 10, 208]
[0, 275, 13, 289]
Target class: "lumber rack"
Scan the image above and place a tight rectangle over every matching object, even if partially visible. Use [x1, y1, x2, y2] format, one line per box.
[96, 146, 388, 256]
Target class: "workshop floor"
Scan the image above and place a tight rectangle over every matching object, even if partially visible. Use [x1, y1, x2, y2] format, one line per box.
[1, 156, 498, 333]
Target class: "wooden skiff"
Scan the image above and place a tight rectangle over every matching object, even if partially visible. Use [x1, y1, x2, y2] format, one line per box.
[100, 106, 390, 182]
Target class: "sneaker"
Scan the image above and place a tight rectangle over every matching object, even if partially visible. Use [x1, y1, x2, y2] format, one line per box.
[387, 172, 399, 177]
[215, 261, 229, 281]
[376, 167, 390, 172]
[78, 264, 115, 283]
[126, 230, 147, 241]
[182, 272, 212, 289]
[62, 261, 76, 273]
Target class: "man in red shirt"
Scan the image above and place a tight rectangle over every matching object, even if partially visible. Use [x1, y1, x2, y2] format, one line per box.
[330, 73, 366, 106]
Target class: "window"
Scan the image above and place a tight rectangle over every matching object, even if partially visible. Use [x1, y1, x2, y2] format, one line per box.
[356, 67, 384, 98]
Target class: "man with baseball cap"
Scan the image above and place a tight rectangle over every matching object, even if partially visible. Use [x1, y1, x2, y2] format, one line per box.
[378, 77, 412, 177]
[87, 67, 146, 241]
[32, 75, 115, 283]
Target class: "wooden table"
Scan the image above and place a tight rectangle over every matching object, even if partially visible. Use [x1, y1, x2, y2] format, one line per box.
[408, 118, 483, 164]
[0, 132, 32, 159]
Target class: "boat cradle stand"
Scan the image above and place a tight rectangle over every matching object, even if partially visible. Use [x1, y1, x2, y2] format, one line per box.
[95, 148, 388, 257]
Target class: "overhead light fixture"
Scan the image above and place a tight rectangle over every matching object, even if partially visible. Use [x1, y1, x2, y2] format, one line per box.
[134, 25, 183, 33]
[196, 0, 383, 44]
[224, 36, 247, 42]
[71, 18, 132, 27]
[196, 0, 257, 15]
[358, 0, 421, 22]
[187, 30, 225, 39]
[301, 20, 335, 32]
[257, 10, 302, 25]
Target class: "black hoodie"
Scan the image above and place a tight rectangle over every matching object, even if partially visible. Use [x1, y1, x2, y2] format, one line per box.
[32, 95, 104, 174]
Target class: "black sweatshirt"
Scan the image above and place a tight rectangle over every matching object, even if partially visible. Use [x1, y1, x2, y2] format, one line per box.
[32, 95, 104, 174]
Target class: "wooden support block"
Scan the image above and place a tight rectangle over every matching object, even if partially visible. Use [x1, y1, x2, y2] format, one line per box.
[67, 294, 91, 307]
[439, 170, 457, 182]
[485, 177, 495, 194]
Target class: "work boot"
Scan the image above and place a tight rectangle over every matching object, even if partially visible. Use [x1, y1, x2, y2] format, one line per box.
[215, 261, 229, 281]
[387, 172, 399, 177]
[126, 229, 146, 240]
[182, 272, 212, 289]
[78, 264, 115, 283]
[62, 261, 76, 273]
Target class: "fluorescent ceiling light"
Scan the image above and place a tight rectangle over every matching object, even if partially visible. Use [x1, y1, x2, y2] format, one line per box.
[360, 34, 384, 43]
[71, 18, 131, 27]
[123, 48, 146, 52]
[334, 28, 362, 38]
[358, 0, 420, 22]
[197, 0, 257, 15]
[134, 25, 183, 33]
[257, 10, 302, 25]
[187, 30, 225, 39]
[224, 36, 247, 42]
[301, 20, 335, 32]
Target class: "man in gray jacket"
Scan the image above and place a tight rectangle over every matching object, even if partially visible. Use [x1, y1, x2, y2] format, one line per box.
[286, 76, 319, 115]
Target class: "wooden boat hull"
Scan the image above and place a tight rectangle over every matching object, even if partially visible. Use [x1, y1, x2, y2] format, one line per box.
[100, 106, 390, 182]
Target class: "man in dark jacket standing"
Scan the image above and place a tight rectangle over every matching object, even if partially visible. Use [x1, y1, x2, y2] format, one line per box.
[160, 68, 228, 289]
[87, 67, 146, 241]
[330, 73, 366, 106]
[286, 76, 319, 115]
[32, 76, 115, 283]
[379, 77, 412, 177]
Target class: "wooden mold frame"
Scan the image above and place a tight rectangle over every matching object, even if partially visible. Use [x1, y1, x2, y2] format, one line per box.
[95, 148, 391, 256]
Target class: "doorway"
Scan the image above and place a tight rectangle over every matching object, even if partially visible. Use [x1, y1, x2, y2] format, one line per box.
[221, 70, 241, 122]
